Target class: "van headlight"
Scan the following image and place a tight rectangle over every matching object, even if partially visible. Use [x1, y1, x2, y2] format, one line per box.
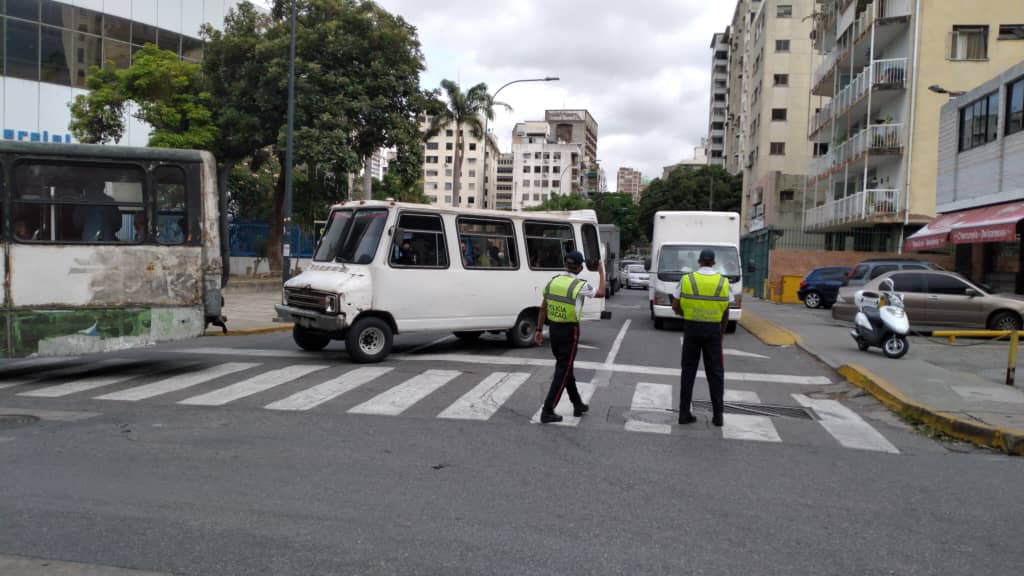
[654, 291, 672, 306]
[325, 295, 337, 314]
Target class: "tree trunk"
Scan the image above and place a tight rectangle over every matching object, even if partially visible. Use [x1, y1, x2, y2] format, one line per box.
[217, 160, 236, 287]
[267, 168, 286, 274]
[453, 122, 462, 206]
[363, 155, 373, 201]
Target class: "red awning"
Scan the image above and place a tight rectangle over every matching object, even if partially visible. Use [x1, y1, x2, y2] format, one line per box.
[905, 201, 1024, 251]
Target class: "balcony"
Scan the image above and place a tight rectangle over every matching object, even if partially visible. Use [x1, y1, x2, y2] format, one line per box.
[805, 189, 902, 229]
[811, 124, 904, 181]
[810, 58, 907, 138]
[876, 0, 912, 21]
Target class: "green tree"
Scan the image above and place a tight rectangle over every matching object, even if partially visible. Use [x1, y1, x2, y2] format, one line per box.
[638, 166, 741, 239]
[372, 171, 429, 203]
[427, 80, 508, 206]
[525, 193, 593, 212]
[592, 192, 645, 251]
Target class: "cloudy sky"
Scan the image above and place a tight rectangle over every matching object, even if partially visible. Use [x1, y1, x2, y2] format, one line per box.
[259, 1, 735, 191]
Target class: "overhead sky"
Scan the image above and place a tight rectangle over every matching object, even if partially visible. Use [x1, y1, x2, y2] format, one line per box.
[255, 1, 735, 191]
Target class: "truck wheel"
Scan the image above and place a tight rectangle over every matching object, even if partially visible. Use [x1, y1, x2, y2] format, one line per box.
[726, 321, 737, 334]
[507, 312, 537, 348]
[293, 325, 331, 351]
[345, 317, 393, 363]
[654, 318, 665, 330]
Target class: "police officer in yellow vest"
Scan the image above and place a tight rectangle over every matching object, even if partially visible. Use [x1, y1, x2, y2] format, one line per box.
[671, 248, 732, 427]
[534, 251, 605, 423]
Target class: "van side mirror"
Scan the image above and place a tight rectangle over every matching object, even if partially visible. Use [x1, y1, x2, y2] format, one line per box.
[643, 258, 651, 271]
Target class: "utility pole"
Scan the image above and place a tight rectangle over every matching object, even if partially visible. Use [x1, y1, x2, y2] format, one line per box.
[281, 1, 297, 282]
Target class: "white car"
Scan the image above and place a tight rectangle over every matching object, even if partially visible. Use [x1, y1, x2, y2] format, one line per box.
[624, 264, 650, 289]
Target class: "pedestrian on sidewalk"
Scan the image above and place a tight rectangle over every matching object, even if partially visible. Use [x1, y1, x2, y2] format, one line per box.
[534, 251, 605, 423]
[672, 248, 731, 427]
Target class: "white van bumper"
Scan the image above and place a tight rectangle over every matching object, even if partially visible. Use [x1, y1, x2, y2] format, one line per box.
[275, 304, 348, 332]
[652, 304, 742, 322]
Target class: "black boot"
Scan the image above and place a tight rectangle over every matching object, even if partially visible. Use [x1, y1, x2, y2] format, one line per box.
[573, 403, 589, 417]
[540, 411, 563, 424]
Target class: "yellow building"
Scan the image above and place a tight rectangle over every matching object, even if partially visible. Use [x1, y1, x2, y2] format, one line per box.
[805, 0, 1024, 250]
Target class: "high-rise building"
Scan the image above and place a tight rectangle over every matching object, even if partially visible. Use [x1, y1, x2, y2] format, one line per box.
[511, 121, 582, 210]
[617, 167, 643, 202]
[494, 152, 515, 210]
[420, 118, 500, 209]
[0, 1, 240, 147]
[663, 144, 709, 179]
[804, 0, 1024, 249]
[708, 29, 731, 168]
[545, 109, 599, 193]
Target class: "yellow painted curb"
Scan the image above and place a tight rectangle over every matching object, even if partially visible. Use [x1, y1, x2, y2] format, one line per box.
[738, 311, 801, 347]
[838, 364, 1024, 456]
[203, 324, 293, 337]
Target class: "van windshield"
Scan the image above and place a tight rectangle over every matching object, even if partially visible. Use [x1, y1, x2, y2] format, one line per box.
[314, 208, 389, 264]
[657, 245, 740, 283]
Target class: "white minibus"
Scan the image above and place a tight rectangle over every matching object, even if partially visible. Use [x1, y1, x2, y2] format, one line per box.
[647, 211, 742, 332]
[276, 201, 608, 362]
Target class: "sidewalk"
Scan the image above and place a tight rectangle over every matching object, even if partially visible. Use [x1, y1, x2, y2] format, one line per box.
[204, 280, 289, 336]
[741, 299, 1024, 455]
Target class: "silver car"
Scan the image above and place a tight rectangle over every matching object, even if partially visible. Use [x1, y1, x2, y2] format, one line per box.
[624, 264, 650, 289]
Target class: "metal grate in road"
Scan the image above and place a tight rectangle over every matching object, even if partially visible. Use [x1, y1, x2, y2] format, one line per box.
[692, 401, 815, 420]
[0, 414, 39, 429]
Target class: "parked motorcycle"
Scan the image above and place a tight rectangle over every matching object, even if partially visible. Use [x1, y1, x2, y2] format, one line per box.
[851, 278, 910, 359]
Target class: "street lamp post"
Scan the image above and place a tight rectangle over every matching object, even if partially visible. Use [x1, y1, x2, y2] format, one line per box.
[281, 1, 297, 282]
[481, 77, 558, 209]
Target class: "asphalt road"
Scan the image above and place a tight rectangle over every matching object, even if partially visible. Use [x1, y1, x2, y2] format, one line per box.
[1, 289, 1022, 575]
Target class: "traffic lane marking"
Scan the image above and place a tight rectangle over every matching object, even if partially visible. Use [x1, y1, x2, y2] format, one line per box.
[793, 394, 900, 454]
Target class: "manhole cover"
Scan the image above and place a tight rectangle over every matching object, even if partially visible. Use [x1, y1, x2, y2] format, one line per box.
[691, 401, 815, 420]
[0, 414, 40, 429]
[623, 410, 677, 425]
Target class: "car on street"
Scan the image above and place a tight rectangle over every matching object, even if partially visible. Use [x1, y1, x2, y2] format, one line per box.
[798, 266, 852, 309]
[843, 258, 942, 288]
[620, 259, 642, 276]
[624, 264, 650, 289]
[833, 269, 1024, 330]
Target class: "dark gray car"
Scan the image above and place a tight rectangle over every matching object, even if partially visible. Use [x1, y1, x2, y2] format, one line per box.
[843, 258, 942, 288]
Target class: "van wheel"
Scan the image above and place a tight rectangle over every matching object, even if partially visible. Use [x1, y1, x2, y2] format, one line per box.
[345, 317, 393, 363]
[726, 321, 737, 334]
[453, 331, 483, 341]
[654, 318, 665, 330]
[507, 312, 537, 348]
[293, 325, 331, 351]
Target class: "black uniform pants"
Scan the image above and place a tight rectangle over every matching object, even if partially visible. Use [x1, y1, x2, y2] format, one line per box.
[680, 320, 726, 417]
[543, 322, 584, 414]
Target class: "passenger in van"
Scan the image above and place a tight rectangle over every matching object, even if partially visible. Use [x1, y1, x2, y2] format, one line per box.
[460, 239, 476, 266]
[132, 212, 147, 241]
[394, 239, 417, 265]
[73, 183, 122, 242]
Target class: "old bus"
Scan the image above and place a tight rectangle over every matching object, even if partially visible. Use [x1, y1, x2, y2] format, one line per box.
[276, 201, 608, 362]
[1, 141, 224, 357]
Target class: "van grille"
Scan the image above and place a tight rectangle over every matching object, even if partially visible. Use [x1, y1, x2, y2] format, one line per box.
[285, 288, 334, 313]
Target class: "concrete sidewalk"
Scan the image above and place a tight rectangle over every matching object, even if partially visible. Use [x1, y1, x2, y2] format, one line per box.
[741, 299, 1024, 455]
[204, 280, 289, 336]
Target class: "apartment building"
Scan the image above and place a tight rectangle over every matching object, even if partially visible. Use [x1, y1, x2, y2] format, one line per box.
[511, 121, 582, 210]
[663, 144, 708, 179]
[708, 30, 731, 168]
[736, 0, 819, 233]
[805, 0, 1024, 250]
[724, 0, 762, 176]
[545, 109, 599, 193]
[617, 167, 643, 202]
[494, 152, 514, 210]
[420, 118, 499, 209]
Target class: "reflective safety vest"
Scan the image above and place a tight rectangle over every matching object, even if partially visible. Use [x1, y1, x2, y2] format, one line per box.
[544, 275, 585, 323]
[679, 272, 730, 323]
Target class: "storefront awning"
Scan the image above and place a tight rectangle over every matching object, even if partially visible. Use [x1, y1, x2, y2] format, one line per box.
[905, 201, 1024, 251]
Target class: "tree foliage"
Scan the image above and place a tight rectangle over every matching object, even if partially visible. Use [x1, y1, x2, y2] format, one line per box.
[638, 166, 741, 239]
[372, 172, 429, 204]
[525, 193, 592, 212]
[592, 192, 645, 251]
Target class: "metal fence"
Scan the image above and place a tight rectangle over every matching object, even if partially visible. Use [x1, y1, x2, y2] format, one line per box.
[750, 226, 907, 252]
[228, 221, 318, 258]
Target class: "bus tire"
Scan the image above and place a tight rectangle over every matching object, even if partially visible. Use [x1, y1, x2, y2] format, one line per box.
[345, 317, 393, 363]
[293, 325, 331, 351]
[507, 311, 538, 348]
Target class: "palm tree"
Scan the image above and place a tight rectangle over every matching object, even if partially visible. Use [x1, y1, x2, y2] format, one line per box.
[427, 80, 509, 206]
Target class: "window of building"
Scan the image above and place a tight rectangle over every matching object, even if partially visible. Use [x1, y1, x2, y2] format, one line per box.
[182, 36, 203, 61]
[997, 24, 1024, 41]
[8, 0, 40, 21]
[445, 129, 454, 137]
[523, 180, 530, 187]
[131, 21, 156, 46]
[711, 136, 724, 145]
[467, 157, 477, 164]
[777, 4, 793, 18]
[74, 33, 102, 88]
[525, 221, 576, 270]
[541, 180, 549, 188]
[426, 142, 439, 150]
[425, 156, 438, 164]
[949, 26, 989, 60]
[457, 217, 518, 269]
[445, 168, 453, 177]
[444, 182, 453, 191]
[445, 142, 453, 150]
[390, 212, 449, 268]
[534, 179, 542, 187]
[553, 152, 561, 160]
[40, 25, 72, 85]
[468, 170, 476, 177]
[103, 38, 131, 70]
[713, 93, 726, 102]
[775, 39, 790, 52]
[813, 142, 830, 156]
[770, 142, 786, 155]
[444, 195, 452, 203]
[158, 30, 181, 54]
[534, 166, 542, 173]
[13, 161, 145, 243]
[7, 19, 40, 80]
[1007, 77, 1024, 136]
[468, 182, 476, 190]
[959, 91, 999, 151]
[522, 166, 530, 174]
[712, 121, 725, 130]
[780, 189, 795, 202]
[424, 170, 438, 177]
[522, 153, 531, 161]
[773, 74, 789, 86]
[445, 155, 453, 164]
[469, 143, 477, 151]
[771, 108, 787, 121]
[468, 197, 475, 205]
[711, 150, 723, 158]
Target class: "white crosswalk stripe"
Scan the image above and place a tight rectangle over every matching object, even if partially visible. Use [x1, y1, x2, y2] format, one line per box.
[439, 372, 531, 421]
[625, 382, 674, 434]
[721, 390, 782, 443]
[348, 370, 461, 416]
[265, 367, 393, 411]
[793, 394, 899, 454]
[96, 363, 259, 401]
[530, 382, 597, 427]
[179, 365, 329, 406]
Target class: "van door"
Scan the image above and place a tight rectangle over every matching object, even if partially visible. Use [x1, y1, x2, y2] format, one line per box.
[374, 211, 451, 331]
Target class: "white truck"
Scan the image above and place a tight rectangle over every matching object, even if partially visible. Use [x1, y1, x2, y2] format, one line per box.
[647, 211, 742, 332]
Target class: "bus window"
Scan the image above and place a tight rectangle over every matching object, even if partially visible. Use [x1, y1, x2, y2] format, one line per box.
[13, 162, 145, 243]
[525, 221, 575, 270]
[390, 212, 449, 268]
[154, 165, 189, 244]
[581, 223, 600, 271]
[457, 217, 518, 270]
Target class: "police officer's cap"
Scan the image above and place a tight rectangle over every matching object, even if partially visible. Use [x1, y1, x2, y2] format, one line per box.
[564, 251, 585, 266]
[699, 248, 716, 262]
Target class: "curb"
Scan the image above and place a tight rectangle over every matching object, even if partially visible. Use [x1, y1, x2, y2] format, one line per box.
[738, 311, 802, 346]
[204, 324, 292, 337]
[838, 364, 1024, 456]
